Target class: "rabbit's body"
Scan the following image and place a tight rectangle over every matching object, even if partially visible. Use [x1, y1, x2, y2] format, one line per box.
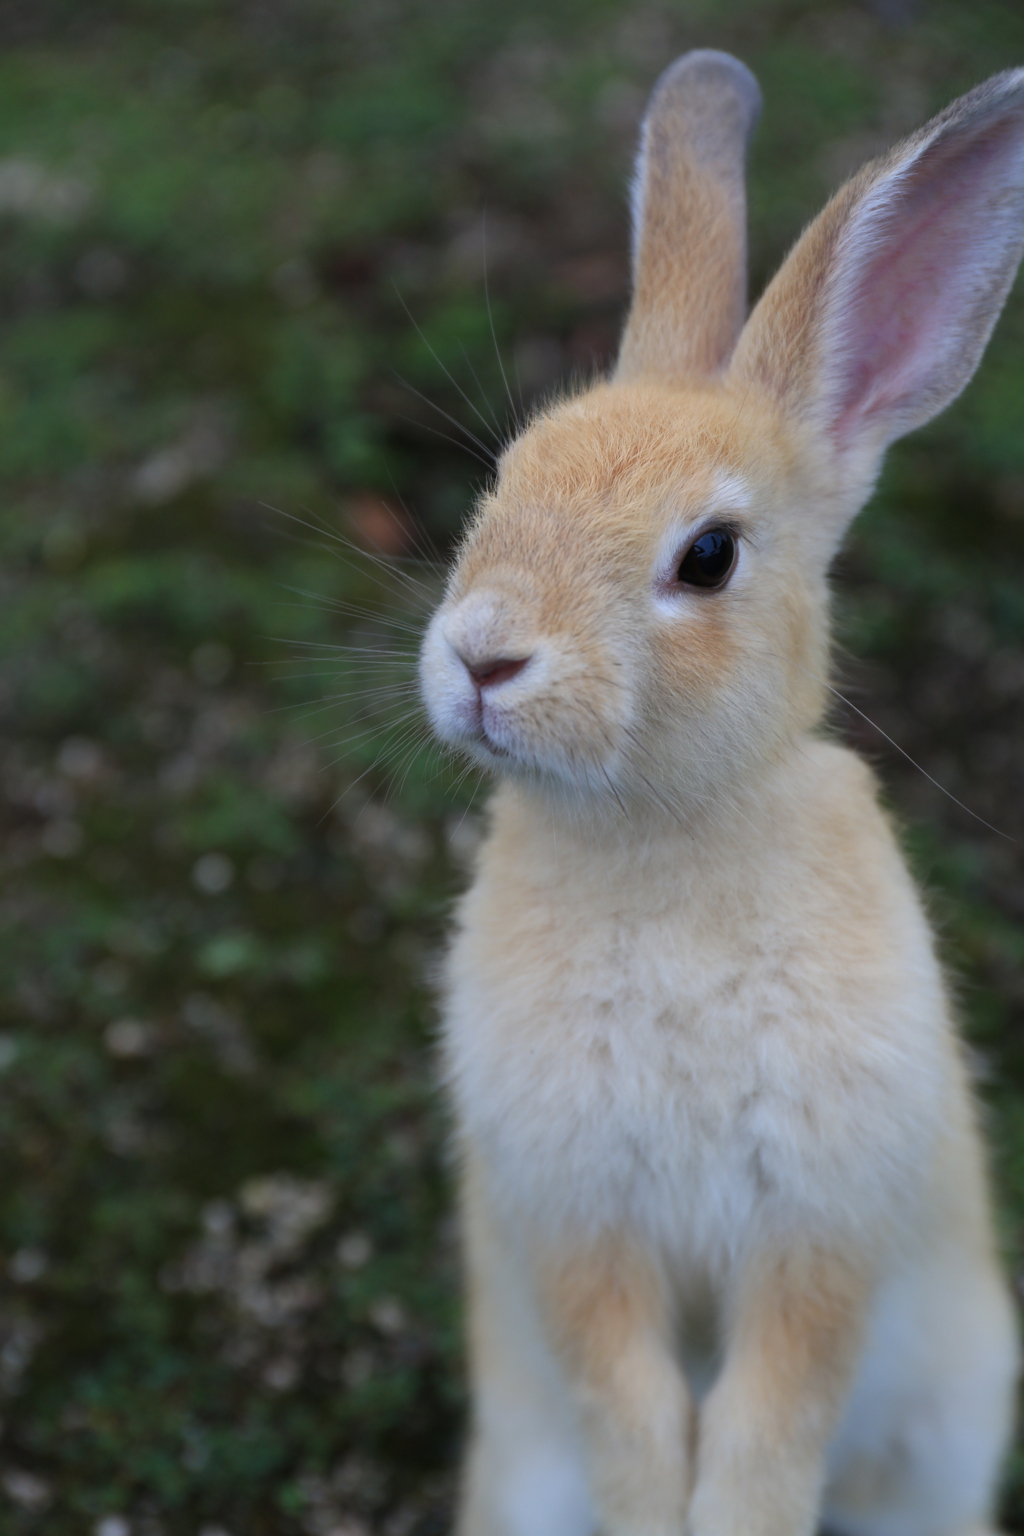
[419, 51, 1024, 1536]
[448, 744, 946, 1257]
[448, 748, 1016, 1536]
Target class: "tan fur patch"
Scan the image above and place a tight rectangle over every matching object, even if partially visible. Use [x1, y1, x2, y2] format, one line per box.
[538, 1240, 670, 1390]
[726, 1248, 870, 1435]
[535, 1241, 694, 1526]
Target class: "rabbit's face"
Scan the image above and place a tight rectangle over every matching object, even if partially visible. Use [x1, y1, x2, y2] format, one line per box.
[420, 379, 829, 816]
[420, 50, 1024, 817]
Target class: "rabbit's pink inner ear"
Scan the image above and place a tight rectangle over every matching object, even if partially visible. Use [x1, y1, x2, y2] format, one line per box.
[729, 69, 1024, 505]
[823, 107, 1024, 453]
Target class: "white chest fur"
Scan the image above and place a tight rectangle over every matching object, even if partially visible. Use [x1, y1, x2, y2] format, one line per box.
[442, 747, 954, 1272]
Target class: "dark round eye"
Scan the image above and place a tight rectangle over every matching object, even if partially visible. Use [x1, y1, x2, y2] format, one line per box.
[676, 527, 737, 589]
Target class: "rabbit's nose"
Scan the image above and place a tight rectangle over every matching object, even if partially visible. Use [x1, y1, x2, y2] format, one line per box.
[440, 591, 534, 687]
[462, 654, 530, 689]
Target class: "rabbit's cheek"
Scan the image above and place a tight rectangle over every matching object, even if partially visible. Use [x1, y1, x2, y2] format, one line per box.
[650, 604, 740, 716]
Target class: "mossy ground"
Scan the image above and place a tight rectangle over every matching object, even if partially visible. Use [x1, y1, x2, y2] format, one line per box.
[3, 1, 1024, 1530]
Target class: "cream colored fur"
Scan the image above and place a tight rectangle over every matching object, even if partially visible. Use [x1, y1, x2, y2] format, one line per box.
[418, 52, 1024, 1536]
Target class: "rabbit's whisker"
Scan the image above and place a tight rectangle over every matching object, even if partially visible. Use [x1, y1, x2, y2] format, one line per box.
[393, 378, 497, 467]
[261, 502, 437, 607]
[267, 502, 438, 604]
[601, 767, 630, 819]
[269, 684, 420, 722]
[395, 412, 497, 474]
[393, 283, 504, 448]
[276, 587, 428, 634]
[266, 638, 419, 658]
[620, 724, 687, 826]
[388, 730, 439, 805]
[454, 772, 484, 828]
[321, 729, 435, 825]
[309, 705, 426, 756]
[297, 507, 440, 604]
[320, 728, 432, 798]
[271, 602, 426, 637]
[458, 339, 508, 443]
[382, 468, 449, 571]
[810, 667, 1014, 844]
[481, 211, 520, 430]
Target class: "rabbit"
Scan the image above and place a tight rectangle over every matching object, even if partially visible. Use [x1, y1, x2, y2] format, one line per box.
[418, 50, 1023, 1536]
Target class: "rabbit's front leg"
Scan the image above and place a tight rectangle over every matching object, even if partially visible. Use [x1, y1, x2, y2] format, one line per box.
[538, 1242, 694, 1536]
[689, 1247, 870, 1536]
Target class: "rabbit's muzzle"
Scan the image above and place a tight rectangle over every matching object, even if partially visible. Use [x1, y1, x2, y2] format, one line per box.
[420, 585, 626, 784]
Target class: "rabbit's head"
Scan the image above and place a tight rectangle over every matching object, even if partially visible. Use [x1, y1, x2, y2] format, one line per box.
[420, 53, 1024, 820]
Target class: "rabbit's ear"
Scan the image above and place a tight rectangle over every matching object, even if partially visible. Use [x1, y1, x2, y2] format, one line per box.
[729, 69, 1024, 515]
[616, 51, 761, 384]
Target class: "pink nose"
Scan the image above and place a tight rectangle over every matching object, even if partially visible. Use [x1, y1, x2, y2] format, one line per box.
[466, 656, 530, 689]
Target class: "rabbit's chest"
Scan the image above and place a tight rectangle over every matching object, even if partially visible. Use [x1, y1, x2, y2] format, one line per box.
[444, 894, 868, 1255]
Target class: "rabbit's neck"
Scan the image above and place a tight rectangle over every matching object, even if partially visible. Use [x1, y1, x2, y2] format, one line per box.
[493, 732, 828, 868]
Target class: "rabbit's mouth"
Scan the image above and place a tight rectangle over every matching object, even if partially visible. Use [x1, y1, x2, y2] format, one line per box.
[479, 737, 511, 761]
[472, 696, 526, 764]
[475, 718, 512, 759]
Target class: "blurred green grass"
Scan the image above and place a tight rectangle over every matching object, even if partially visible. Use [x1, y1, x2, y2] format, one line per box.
[3, 0, 1024, 1530]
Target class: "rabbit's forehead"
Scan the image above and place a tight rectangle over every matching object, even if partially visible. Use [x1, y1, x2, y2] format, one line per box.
[448, 379, 798, 603]
[492, 381, 781, 518]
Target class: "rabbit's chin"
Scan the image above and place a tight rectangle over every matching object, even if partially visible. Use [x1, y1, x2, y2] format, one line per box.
[425, 698, 727, 824]
[424, 693, 626, 801]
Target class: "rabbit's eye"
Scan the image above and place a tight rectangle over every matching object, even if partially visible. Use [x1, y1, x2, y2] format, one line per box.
[677, 527, 736, 589]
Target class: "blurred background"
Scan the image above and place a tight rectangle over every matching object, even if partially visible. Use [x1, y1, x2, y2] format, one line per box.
[3, 0, 1024, 1530]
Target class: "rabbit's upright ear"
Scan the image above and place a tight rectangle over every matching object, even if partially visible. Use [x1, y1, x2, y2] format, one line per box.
[729, 69, 1024, 521]
[616, 51, 761, 384]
